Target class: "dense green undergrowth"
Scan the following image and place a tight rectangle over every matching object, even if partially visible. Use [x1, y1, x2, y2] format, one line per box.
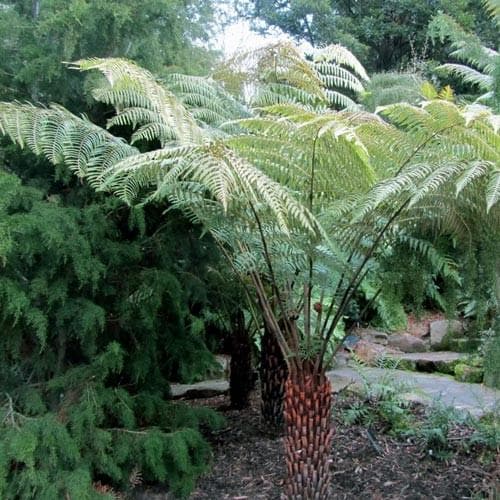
[0, 168, 227, 498]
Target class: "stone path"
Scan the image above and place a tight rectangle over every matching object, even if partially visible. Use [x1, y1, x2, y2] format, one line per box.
[329, 367, 500, 417]
[170, 379, 228, 398]
[171, 367, 500, 417]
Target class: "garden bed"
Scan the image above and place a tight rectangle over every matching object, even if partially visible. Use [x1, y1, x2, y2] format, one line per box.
[136, 391, 499, 499]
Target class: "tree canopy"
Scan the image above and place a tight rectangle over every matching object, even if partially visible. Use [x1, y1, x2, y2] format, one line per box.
[236, 0, 498, 71]
[0, 0, 220, 108]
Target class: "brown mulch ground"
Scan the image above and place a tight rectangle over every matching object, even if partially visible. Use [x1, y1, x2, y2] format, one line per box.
[184, 392, 499, 500]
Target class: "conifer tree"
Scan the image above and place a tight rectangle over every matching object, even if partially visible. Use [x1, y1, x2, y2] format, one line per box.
[0, 156, 227, 498]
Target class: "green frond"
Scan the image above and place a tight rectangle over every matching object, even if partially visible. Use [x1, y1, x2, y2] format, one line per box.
[312, 45, 370, 82]
[361, 72, 424, 112]
[486, 169, 500, 211]
[251, 84, 320, 107]
[165, 73, 250, 126]
[314, 63, 365, 92]
[451, 43, 498, 73]
[0, 102, 138, 183]
[437, 64, 493, 91]
[215, 41, 368, 111]
[95, 139, 321, 237]
[397, 234, 460, 283]
[71, 58, 203, 146]
[227, 106, 376, 207]
[324, 90, 358, 109]
[483, 0, 500, 23]
[455, 161, 491, 195]
[407, 162, 464, 207]
[218, 42, 326, 102]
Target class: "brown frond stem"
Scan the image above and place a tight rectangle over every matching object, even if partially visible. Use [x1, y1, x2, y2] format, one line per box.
[314, 198, 410, 375]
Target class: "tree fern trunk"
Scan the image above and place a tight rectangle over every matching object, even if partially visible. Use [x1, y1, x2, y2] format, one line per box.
[229, 309, 254, 409]
[260, 326, 288, 432]
[284, 364, 333, 499]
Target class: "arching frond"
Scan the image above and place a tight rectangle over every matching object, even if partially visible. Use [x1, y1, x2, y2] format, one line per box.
[487, 169, 500, 211]
[227, 105, 375, 210]
[437, 63, 493, 90]
[324, 90, 358, 109]
[0, 102, 138, 184]
[396, 233, 461, 282]
[217, 42, 326, 103]
[95, 140, 320, 237]
[165, 73, 250, 127]
[483, 0, 500, 22]
[215, 41, 368, 110]
[71, 58, 203, 146]
[312, 45, 370, 83]
[361, 72, 424, 111]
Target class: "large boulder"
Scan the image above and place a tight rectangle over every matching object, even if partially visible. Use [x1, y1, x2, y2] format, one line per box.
[430, 319, 464, 350]
[388, 333, 427, 353]
[353, 327, 389, 345]
[353, 340, 399, 364]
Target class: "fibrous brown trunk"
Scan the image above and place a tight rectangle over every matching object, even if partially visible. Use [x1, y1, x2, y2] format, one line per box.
[229, 309, 254, 409]
[260, 326, 288, 432]
[284, 364, 333, 499]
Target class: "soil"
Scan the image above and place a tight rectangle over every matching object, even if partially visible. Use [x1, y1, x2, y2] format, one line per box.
[181, 392, 499, 500]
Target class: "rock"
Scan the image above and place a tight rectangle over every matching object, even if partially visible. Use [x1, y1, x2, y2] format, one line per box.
[430, 319, 464, 350]
[329, 366, 500, 417]
[388, 351, 466, 374]
[353, 327, 389, 345]
[353, 340, 386, 364]
[170, 379, 228, 398]
[343, 335, 360, 349]
[353, 340, 399, 364]
[454, 363, 483, 384]
[332, 350, 350, 368]
[388, 333, 428, 353]
[407, 315, 431, 338]
[328, 373, 356, 393]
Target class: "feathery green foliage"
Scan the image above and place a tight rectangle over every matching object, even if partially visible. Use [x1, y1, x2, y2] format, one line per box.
[361, 72, 425, 112]
[429, 12, 500, 111]
[215, 41, 368, 109]
[1, 55, 499, 371]
[0, 166, 227, 497]
[0, 0, 219, 107]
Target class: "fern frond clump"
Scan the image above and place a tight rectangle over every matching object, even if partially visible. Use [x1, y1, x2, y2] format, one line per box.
[72, 58, 203, 146]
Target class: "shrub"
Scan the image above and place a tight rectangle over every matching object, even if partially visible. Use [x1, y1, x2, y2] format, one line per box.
[0, 343, 224, 499]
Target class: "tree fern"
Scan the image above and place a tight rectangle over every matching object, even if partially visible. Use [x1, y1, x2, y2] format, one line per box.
[1, 53, 500, 499]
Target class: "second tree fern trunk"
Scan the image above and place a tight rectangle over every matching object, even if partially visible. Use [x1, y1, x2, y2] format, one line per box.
[260, 326, 288, 432]
[229, 309, 254, 409]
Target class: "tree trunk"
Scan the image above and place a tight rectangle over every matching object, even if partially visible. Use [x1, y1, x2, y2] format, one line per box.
[283, 364, 333, 499]
[229, 309, 254, 409]
[32, 0, 41, 19]
[260, 325, 288, 433]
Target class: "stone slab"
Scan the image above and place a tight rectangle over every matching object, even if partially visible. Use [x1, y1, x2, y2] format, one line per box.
[328, 366, 499, 417]
[170, 379, 228, 398]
